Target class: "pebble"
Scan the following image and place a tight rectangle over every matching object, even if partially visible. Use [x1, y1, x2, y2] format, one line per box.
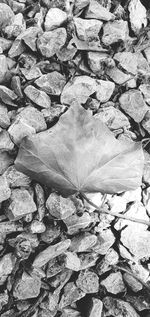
[0, 37, 12, 52]
[46, 192, 76, 219]
[96, 248, 119, 276]
[18, 26, 42, 52]
[128, 0, 147, 34]
[79, 253, 99, 270]
[0, 4, 15, 30]
[114, 52, 138, 75]
[0, 253, 16, 286]
[63, 212, 92, 235]
[142, 110, 150, 133]
[0, 292, 8, 311]
[64, 252, 81, 271]
[44, 8, 67, 31]
[59, 282, 85, 309]
[0, 130, 14, 151]
[74, 0, 90, 15]
[41, 223, 61, 244]
[102, 20, 129, 46]
[123, 273, 143, 292]
[93, 229, 115, 255]
[87, 52, 109, 75]
[13, 271, 41, 300]
[41, 104, 64, 123]
[106, 67, 131, 85]
[17, 106, 47, 132]
[8, 38, 25, 58]
[0, 55, 8, 84]
[11, 76, 23, 98]
[0, 85, 18, 106]
[24, 85, 51, 109]
[100, 272, 126, 294]
[88, 298, 103, 317]
[4, 165, 31, 188]
[96, 80, 115, 102]
[4, 13, 26, 38]
[139, 84, 150, 104]
[0, 152, 14, 175]
[85, 0, 115, 21]
[20, 66, 42, 80]
[144, 46, 150, 64]
[5, 188, 37, 220]
[30, 220, 46, 234]
[95, 106, 130, 131]
[37, 28, 67, 58]
[35, 71, 66, 95]
[8, 117, 36, 145]
[69, 233, 97, 252]
[33, 239, 71, 268]
[74, 18, 103, 43]
[119, 90, 148, 122]
[76, 270, 99, 293]
[103, 296, 140, 317]
[0, 175, 11, 203]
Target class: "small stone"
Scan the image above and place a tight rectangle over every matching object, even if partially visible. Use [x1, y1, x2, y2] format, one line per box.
[0, 55, 8, 84]
[33, 239, 71, 268]
[37, 28, 67, 58]
[0, 152, 14, 175]
[96, 80, 115, 102]
[8, 38, 25, 58]
[61, 307, 81, 317]
[79, 253, 98, 270]
[0, 175, 11, 203]
[63, 212, 92, 235]
[119, 90, 148, 122]
[101, 272, 126, 294]
[19, 26, 42, 52]
[0, 253, 16, 285]
[0, 85, 18, 106]
[11, 76, 23, 98]
[125, 295, 150, 312]
[76, 270, 99, 293]
[0, 37, 12, 52]
[46, 255, 65, 278]
[0, 130, 14, 151]
[17, 106, 47, 132]
[102, 20, 129, 46]
[41, 223, 61, 244]
[30, 220, 46, 234]
[126, 78, 137, 89]
[59, 282, 85, 309]
[12, 1, 25, 14]
[41, 104, 64, 123]
[114, 52, 138, 75]
[57, 40, 77, 61]
[19, 52, 37, 69]
[85, 0, 114, 21]
[35, 71, 66, 95]
[24, 85, 51, 109]
[103, 297, 140, 317]
[129, 0, 147, 34]
[74, 0, 90, 15]
[4, 165, 31, 188]
[95, 107, 130, 131]
[96, 248, 119, 276]
[136, 52, 150, 75]
[5, 188, 37, 220]
[123, 273, 143, 292]
[139, 84, 150, 104]
[64, 252, 81, 271]
[8, 117, 36, 145]
[93, 229, 115, 255]
[142, 110, 150, 133]
[20, 66, 42, 80]
[0, 4, 15, 30]
[87, 52, 109, 75]
[74, 18, 103, 43]
[46, 192, 76, 219]
[70, 233, 97, 252]
[44, 8, 67, 31]
[106, 67, 131, 85]
[0, 292, 8, 311]
[4, 13, 26, 38]
[13, 271, 41, 300]
[144, 47, 150, 64]
[88, 298, 103, 317]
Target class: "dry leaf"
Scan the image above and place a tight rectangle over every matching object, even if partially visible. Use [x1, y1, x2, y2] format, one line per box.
[15, 104, 144, 196]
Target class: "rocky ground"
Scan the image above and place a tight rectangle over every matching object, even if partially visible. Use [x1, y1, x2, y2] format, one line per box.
[0, 0, 150, 316]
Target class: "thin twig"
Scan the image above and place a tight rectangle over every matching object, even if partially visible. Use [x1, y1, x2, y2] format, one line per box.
[80, 192, 150, 227]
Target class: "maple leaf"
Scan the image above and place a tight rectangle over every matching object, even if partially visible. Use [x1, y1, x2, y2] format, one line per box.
[15, 104, 144, 197]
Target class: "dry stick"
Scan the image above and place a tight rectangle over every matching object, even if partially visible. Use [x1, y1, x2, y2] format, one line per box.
[80, 192, 150, 227]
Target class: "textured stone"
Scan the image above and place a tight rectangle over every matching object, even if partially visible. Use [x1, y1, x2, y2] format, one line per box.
[87, 52, 109, 75]
[8, 117, 36, 145]
[103, 297, 140, 317]
[0, 253, 16, 285]
[20, 67, 42, 80]
[93, 229, 115, 255]
[88, 298, 103, 317]
[18, 26, 42, 52]
[102, 20, 129, 46]
[17, 106, 47, 132]
[101, 272, 126, 294]
[129, 0, 147, 34]
[46, 192, 76, 219]
[106, 67, 131, 84]
[41, 224, 61, 244]
[74, 18, 103, 43]
[59, 282, 85, 309]
[0, 175, 11, 203]
[0, 37, 12, 52]
[123, 273, 143, 292]
[119, 90, 148, 122]
[141, 110, 150, 133]
[114, 52, 138, 75]
[44, 8, 67, 31]
[37, 28, 67, 58]
[5, 188, 37, 220]
[13, 271, 41, 300]
[4, 165, 31, 188]
[76, 270, 99, 293]
[63, 212, 92, 235]
[95, 106, 130, 131]
[144, 46, 150, 64]
[4, 13, 26, 38]
[24, 85, 51, 108]
[96, 248, 119, 276]
[0, 86, 17, 106]
[0, 104, 10, 128]
[0, 55, 8, 84]
[35, 71, 66, 95]
[0, 130, 14, 151]
[11, 76, 23, 98]
[139, 84, 150, 104]
[64, 252, 81, 271]
[0, 4, 15, 30]
[95, 80, 115, 102]
[70, 233, 97, 252]
[85, 0, 114, 21]
[0, 152, 14, 175]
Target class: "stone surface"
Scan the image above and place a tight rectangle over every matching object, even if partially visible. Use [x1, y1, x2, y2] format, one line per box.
[8, 117, 36, 145]
[129, 0, 147, 34]
[18, 26, 42, 52]
[144, 46, 150, 64]
[44, 8, 67, 31]
[37, 28, 67, 58]
[106, 67, 131, 85]
[69, 233, 97, 252]
[4, 165, 31, 188]
[102, 20, 129, 46]
[4, 13, 26, 38]
[41, 224, 61, 244]
[85, 0, 114, 21]
[0, 55, 8, 84]
[8, 38, 25, 58]
[17, 106, 47, 132]
[63, 212, 92, 235]
[103, 297, 140, 317]
[96, 248, 119, 276]
[13, 271, 41, 300]
[95, 106, 130, 131]
[0, 152, 14, 175]
[0, 103, 10, 128]
[35, 71, 66, 95]
[74, 18, 103, 44]
[93, 229, 115, 255]
[0, 4, 15, 30]
[41, 104, 64, 123]
[139, 84, 150, 104]
[20, 67, 42, 80]
[64, 252, 81, 271]
[0, 130, 14, 151]
[119, 90, 148, 122]
[114, 52, 138, 75]
[101, 272, 126, 294]
[0, 37, 12, 52]
[123, 273, 143, 292]
[76, 270, 99, 293]
[87, 52, 109, 75]
[96, 80, 115, 102]
[59, 282, 85, 309]
[24, 85, 51, 108]
[46, 193, 76, 219]
[11, 76, 23, 98]
[0, 85, 18, 106]
[5, 188, 37, 220]
[142, 110, 150, 133]
[88, 298, 103, 317]
[0, 175, 11, 203]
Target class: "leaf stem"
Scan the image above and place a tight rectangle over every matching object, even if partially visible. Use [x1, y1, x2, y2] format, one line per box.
[80, 192, 150, 227]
